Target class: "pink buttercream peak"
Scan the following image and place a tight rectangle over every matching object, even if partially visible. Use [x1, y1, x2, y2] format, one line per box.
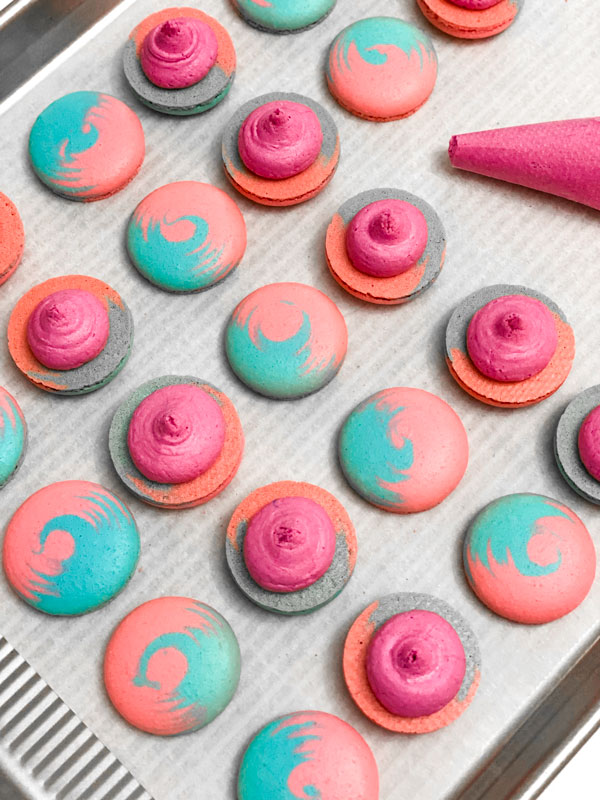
[578, 405, 600, 482]
[140, 17, 218, 89]
[450, 0, 502, 8]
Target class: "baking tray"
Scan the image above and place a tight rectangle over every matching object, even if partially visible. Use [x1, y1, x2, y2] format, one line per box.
[0, 0, 598, 798]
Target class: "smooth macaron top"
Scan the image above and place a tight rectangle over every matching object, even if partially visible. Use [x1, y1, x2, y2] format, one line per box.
[231, 0, 336, 32]
[0, 387, 26, 488]
[0, 192, 25, 284]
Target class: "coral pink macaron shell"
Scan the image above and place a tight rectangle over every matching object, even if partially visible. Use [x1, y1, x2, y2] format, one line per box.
[416, 0, 519, 39]
[0, 193, 25, 284]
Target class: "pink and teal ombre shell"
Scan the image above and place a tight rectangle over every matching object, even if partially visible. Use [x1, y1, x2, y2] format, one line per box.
[238, 711, 379, 799]
[28, 91, 144, 201]
[0, 387, 26, 489]
[326, 17, 437, 121]
[127, 181, 246, 293]
[225, 283, 347, 399]
[3, 481, 139, 616]
[104, 596, 241, 735]
[464, 493, 596, 624]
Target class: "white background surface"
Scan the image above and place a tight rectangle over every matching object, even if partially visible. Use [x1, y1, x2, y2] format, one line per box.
[0, 1, 599, 798]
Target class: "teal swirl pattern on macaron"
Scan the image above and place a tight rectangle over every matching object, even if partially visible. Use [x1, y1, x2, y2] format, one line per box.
[0, 388, 26, 489]
[3, 481, 140, 615]
[231, 0, 336, 33]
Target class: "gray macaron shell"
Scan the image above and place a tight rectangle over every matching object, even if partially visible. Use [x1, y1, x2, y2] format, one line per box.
[555, 385, 600, 505]
[226, 514, 353, 615]
[332, 188, 446, 302]
[446, 284, 568, 363]
[368, 593, 480, 705]
[123, 40, 233, 115]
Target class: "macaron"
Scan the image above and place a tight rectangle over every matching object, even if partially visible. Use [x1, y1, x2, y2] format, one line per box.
[326, 17, 437, 122]
[238, 711, 379, 800]
[231, 0, 336, 33]
[222, 92, 340, 206]
[555, 386, 600, 505]
[464, 493, 596, 624]
[3, 480, 140, 616]
[344, 593, 480, 733]
[339, 387, 468, 513]
[7, 275, 134, 395]
[123, 8, 236, 116]
[0, 387, 27, 490]
[28, 91, 144, 201]
[416, 0, 522, 40]
[127, 181, 246, 293]
[0, 192, 25, 286]
[104, 596, 241, 735]
[109, 375, 244, 509]
[226, 481, 357, 615]
[225, 282, 348, 399]
[325, 188, 446, 305]
[446, 285, 575, 408]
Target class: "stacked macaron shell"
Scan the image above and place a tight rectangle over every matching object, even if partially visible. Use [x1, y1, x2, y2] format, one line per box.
[0, 192, 25, 286]
[446, 285, 575, 408]
[7, 275, 134, 395]
[339, 388, 468, 513]
[555, 386, 600, 504]
[326, 17, 438, 122]
[238, 711, 379, 800]
[416, 0, 522, 40]
[222, 92, 340, 206]
[0, 387, 27, 489]
[127, 181, 246, 292]
[225, 282, 348, 399]
[123, 8, 236, 115]
[109, 375, 244, 509]
[3, 481, 140, 616]
[464, 494, 596, 624]
[104, 597, 241, 735]
[28, 91, 144, 201]
[231, 0, 337, 34]
[326, 188, 446, 304]
[226, 481, 357, 614]
[344, 594, 481, 733]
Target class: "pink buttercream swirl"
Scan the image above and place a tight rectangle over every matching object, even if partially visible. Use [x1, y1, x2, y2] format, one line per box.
[450, 0, 503, 8]
[140, 17, 218, 89]
[578, 405, 600, 481]
[127, 384, 225, 484]
[346, 199, 428, 277]
[238, 100, 323, 180]
[366, 610, 466, 718]
[467, 295, 558, 382]
[27, 288, 109, 370]
[243, 496, 336, 592]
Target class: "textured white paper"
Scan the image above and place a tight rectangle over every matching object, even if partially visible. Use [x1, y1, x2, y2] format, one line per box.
[0, 1, 598, 798]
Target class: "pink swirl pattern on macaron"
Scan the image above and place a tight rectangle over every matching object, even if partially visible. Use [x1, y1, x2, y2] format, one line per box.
[26, 288, 109, 370]
[578, 405, 600, 481]
[238, 100, 323, 179]
[467, 295, 558, 382]
[243, 496, 336, 592]
[451, 0, 502, 7]
[127, 384, 225, 484]
[366, 609, 466, 717]
[140, 17, 218, 89]
[346, 199, 428, 277]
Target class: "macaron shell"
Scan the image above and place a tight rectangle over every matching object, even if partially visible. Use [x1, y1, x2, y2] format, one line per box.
[555, 385, 600, 505]
[326, 188, 446, 304]
[0, 192, 25, 285]
[326, 17, 437, 122]
[124, 8, 236, 116]
[222, 93, 340, 207]
[416, 0, 520, 39]
[231, 0, 336, 33]
[7, 275, 133, 395]
[104, 596, 241, 735]
[109, 375, 244, 509]
[226, 480, 357, 615]
[3, 480, 140, 616]
[28, 91, 144, 201]
[127, 181, 246, 292]
[0, 387, 27, 489]
[446, 285, 575, 408]
[343, 593, 481, 733]
[238, 711, 379, 800]
[464, 494, 596, 624]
